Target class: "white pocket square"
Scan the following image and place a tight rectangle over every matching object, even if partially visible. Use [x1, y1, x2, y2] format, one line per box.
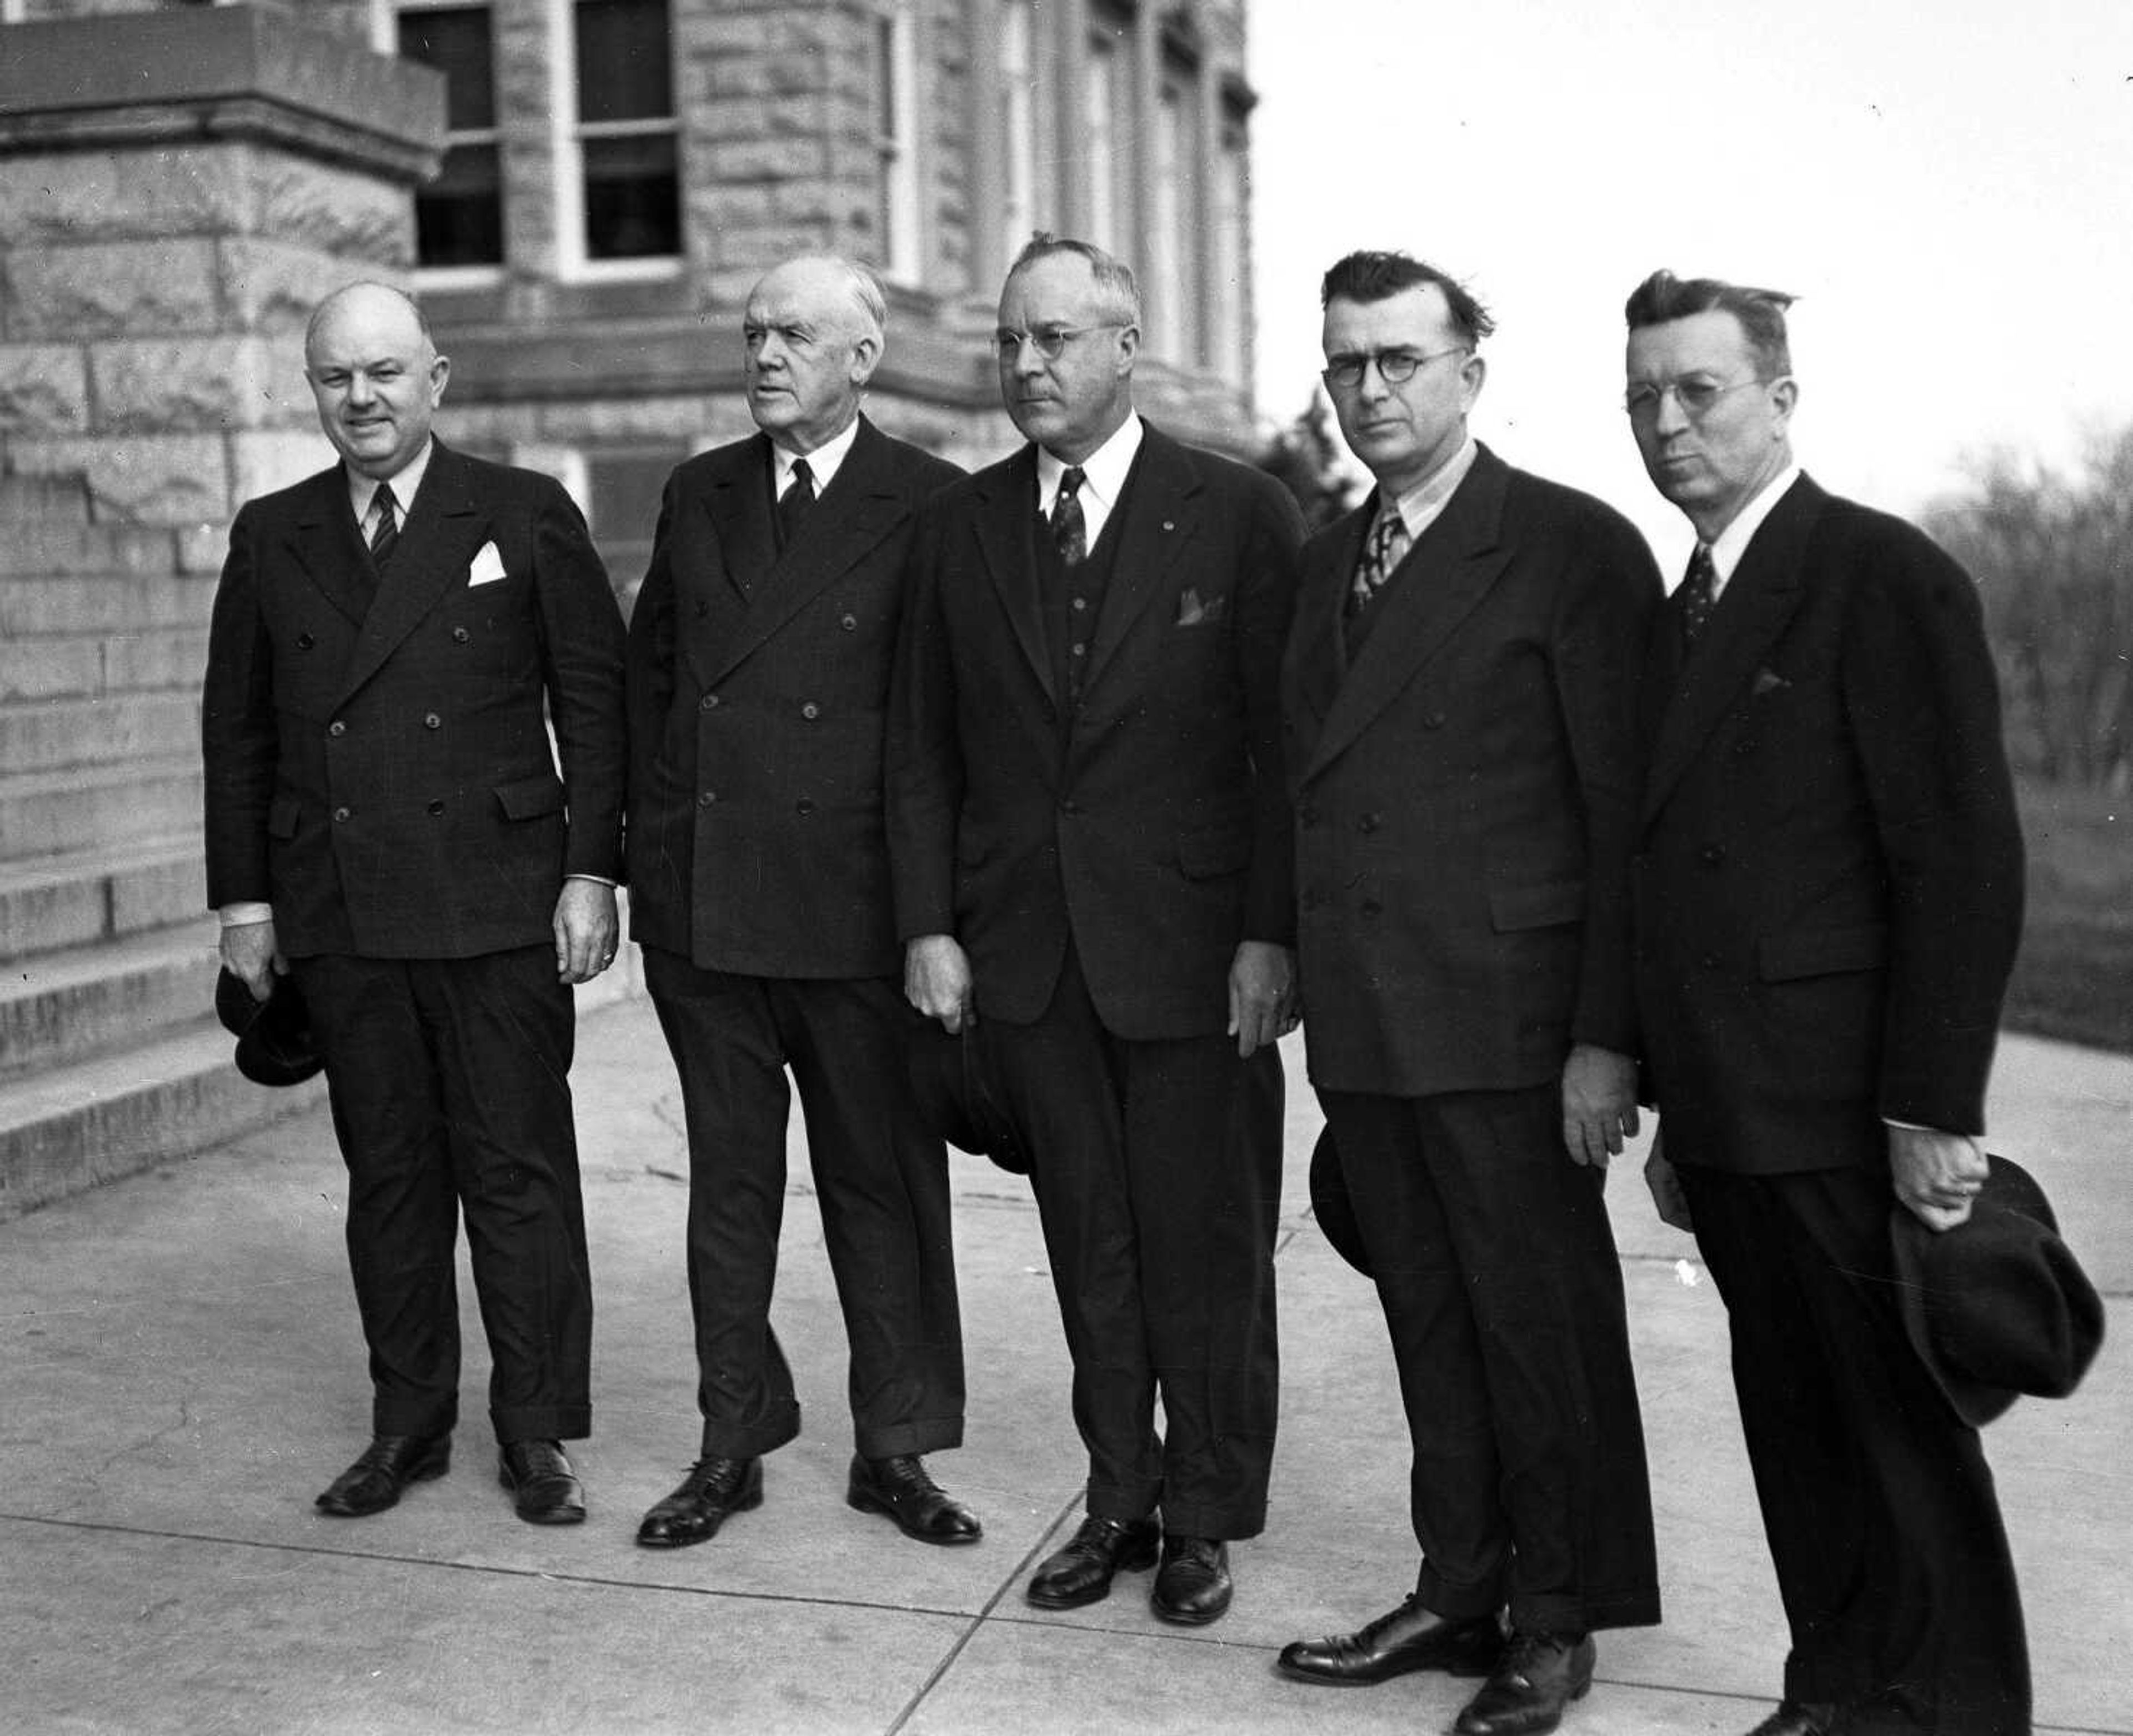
[467, 541, 508, 586]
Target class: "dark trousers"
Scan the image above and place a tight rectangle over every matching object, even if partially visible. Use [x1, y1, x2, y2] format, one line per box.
[983, 943, 1283, 1539]
[642, 949, 965, 1461]
[1676, 1162, 2030, 1734]
[294, 946, 592, 1445]
[1317, 1084, 1660, 1636]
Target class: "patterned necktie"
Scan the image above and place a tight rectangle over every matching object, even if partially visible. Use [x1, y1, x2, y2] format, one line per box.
[1051, 466, 1087, 567]
[778, 456, 815, 547]
[1679, 544, 1718, 646]
[1348, 507, 1410, 613]
[367, 481, 399, 571]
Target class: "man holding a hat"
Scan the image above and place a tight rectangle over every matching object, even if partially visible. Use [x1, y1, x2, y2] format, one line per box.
[1621, 269, 2042, 1736]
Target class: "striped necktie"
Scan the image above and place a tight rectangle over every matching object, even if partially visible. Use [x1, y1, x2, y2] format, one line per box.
[1348, 507, 1410, 614]
[368, 482, 400, 571]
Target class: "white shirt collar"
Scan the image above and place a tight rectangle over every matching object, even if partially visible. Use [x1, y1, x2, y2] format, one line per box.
[1036, 412, 1144, 520]
[771, 413, 863, 496]
[1706, 461, 1803, 594]
[1381, 433, 1480, 542]
[347, 437, 434, 527]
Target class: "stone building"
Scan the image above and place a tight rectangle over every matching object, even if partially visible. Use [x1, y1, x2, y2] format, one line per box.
[0, 0, 1267, 1218]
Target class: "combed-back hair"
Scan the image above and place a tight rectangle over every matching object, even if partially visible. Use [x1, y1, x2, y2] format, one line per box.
[1319, 251, 1495, 348]
[1009, 232, 1143, 328]
[1624, 270, 1796, 379]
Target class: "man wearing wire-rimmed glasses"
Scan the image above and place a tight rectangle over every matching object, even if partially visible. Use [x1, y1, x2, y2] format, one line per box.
[1275, 251, 1663, 1735]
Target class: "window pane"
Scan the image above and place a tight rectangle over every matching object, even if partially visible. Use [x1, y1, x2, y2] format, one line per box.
[415, 142, 504, 266]
[398, 6, 495, 131]
[583, 133, 680, 258]
[576, 0, 674, 124]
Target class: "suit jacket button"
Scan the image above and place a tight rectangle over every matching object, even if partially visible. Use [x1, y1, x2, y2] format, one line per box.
[801, 702, 820, 720]
[1059, 797, 1081, 815]
[695, 600, 711, 619]
[427, 799, 445, 816]
[1423, 712, 1446, 730]
[297, 633, 316, 651]
[796, 798, 815, 816]
[1299, 805, 1319, 827]
[423, 713, 440, 730]
[701, 693, 719, 710]
[1700, 952, 1720, 969]
[327, 720, 346, 737]
[1700, 844, 1725, 866]
[1357, 812, 1380, 834]
[698, 790, 717, 807]
[1360, 899, 1383, 918]
[333, 806, 351, 823]
[840, 613, 858, 631]
[452, 626, 470, 644]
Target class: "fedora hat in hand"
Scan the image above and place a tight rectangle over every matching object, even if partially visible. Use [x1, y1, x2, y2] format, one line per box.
[214, 966, 323, 1088]
[905, 1017, 1025, 1175]
[1891, 1153, 2105, 1429]
[1309, 1125, 1371, 1277]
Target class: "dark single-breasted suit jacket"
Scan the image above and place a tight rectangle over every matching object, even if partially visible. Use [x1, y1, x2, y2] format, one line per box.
[1632, 475, 2024, 1175]
[625, 418, 963, 977]
[888, 424, 1305, 1040]
[1283, 444, 1662, 1098]
[202, 441, 627, 959]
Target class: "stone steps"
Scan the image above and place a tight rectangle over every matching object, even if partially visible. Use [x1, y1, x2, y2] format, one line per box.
[0, 690, 202, 774]
[0, 834, 203, 962]
[0, 919, 219, 1080]
[0, 1014, 328, 1222]
[0, 754, 202, 859]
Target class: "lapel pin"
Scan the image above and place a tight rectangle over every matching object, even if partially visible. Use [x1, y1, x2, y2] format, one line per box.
[1162, 520, 1175, 533]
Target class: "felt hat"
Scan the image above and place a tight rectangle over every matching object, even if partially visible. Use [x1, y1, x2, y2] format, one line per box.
[214, 967, 324, 1088]
[905, 1018, 1025, 1175]
[1890, 1153, 2105, 1428]
[1309, 1125, 1371, 1277]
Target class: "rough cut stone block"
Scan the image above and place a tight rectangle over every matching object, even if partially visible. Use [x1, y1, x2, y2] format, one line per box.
[249, 152, 413, 260]
[90, 335, 291, 435]
[217, 238, 355, 334]
[0, 147, 252, 246]
[106, 626, 214, 693]
[0, 346, 89, 436]
[2, 241, 221, 342]
[228, 428, 336, 508]
[0, 637, 101, 703]
[12, 434, 230, 527]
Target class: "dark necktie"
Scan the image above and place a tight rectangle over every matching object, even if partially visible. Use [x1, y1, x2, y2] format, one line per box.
[1051, 466, 1087, 567]
[1679, 543, 1718, 646]
[367, 481, 400, 571]
[1348, 507, 1410, 614]
[777, 456, 815, 547]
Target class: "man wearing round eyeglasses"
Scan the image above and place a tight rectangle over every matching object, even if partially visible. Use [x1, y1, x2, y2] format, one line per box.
[1623, 271, 2027, 1736]
[890, 233, 1305, 1628]
[1276, 251, 1662, 1735]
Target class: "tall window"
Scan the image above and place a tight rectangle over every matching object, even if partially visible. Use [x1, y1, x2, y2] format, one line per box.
[394, 5, 504, 269]
[998, 0, 1038, 265]
[1211, 114, 1250, 385]
[873, 2, 922, 283]
[1148, 75, 1194, 360]
[572, 0, 679, 264]
[1084, 9, 1131, 253]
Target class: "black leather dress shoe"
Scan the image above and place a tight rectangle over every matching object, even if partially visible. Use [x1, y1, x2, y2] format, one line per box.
[1150, 1534, 1233, 1625]
[846, 1453, 982, 1544]
[635, 1455, 762, 1548]
[1455, 1630, 1596, 1735]
[497, 1439, 586, 1526]
[1026, 1513, 1161, 1609]
[1278, 1595, 1505, 1685]
[1746, 1702, 1840, 1736]
[314, 1433, 450, 1517]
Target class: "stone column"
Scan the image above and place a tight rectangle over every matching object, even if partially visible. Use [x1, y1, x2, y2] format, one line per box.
[0, 4, 444, 527]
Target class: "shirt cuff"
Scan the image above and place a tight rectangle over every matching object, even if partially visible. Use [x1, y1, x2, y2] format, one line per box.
[218, 903, 274, 929]
[564, 873, 617, 889]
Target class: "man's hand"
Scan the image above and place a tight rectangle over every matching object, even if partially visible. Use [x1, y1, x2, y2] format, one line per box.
[1561, 1042, 1640, 1168]
[553, 879, 619, 984]
[907, 934, 975, 1032]
[1890, 1123, 1989, 1233]
[1227, 940, 1296, 1058]
[1643, 1126, 1694, 1232]
[220, 918, 283, 1002]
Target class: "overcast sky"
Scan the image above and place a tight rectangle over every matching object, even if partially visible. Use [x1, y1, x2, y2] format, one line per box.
[1247, 0, 2133, 562]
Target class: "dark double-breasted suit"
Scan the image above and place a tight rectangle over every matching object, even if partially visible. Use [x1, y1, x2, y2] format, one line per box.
[1281, 444, 1663, 1636]
[1634, 475, 2029, 1730]
[202, 441, 627, 1444]
[888, 423, 1303, 1536]
[625, 417, 970, 1460]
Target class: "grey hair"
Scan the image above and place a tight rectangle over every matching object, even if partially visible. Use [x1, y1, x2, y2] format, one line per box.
[1008, 232, 1143, 329]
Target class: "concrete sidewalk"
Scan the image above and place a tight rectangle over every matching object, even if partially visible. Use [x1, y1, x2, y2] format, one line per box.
[3, 997, 2127, 1736]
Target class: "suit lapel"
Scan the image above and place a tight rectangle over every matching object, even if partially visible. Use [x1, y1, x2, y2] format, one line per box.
[337, 443, 490, 705]
[1303, 448, 1514, 784]
[1290, 501, 1370, 737]
[713, 418, 908, 681]
[1080, 427, 1199, 696]
[973, 446, 1054, 702]
[285, 468, 372, 627]
[1641, 476, 1823, 823]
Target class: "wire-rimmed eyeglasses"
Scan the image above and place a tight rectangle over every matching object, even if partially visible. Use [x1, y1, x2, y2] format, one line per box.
[1320, 346, 1471, 392]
